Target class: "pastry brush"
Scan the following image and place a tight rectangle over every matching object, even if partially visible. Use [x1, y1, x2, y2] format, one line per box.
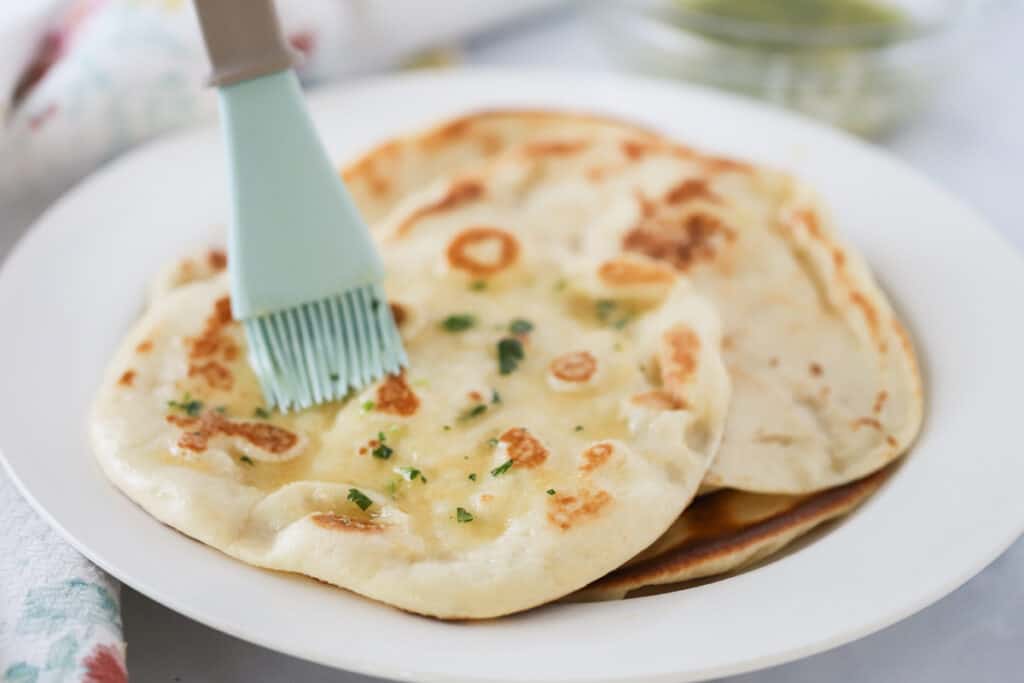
[192, 0, 406, 411]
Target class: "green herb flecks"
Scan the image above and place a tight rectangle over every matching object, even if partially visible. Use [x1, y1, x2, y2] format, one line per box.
[546, 489, 556, 496]
[168, 393, 203, 417]
[497, 337, 525, 375]
[329, 372, 340, 382]
[491, 389, 501, 404]
[456, 507, 475, 523]
[468, 473, 477, 481]
[441, 314, 476, 332]
[361, 400, 376, 413]
[398, 466, 426, 483]
[239, 456, 254, 466]
[459, 404, 488, 421]
[486, 437, 500, 448]
[509, 319, 534, 335]
[347, 488, 373, 511]
[253, 406, 271, 419]
[491, 460, 514, 477]
[470, 280, 488, 291]
[372, 431, 393, 460]
[574, 425, 584, 432]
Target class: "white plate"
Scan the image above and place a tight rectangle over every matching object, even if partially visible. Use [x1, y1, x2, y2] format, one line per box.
[2, 69, 1023, 683]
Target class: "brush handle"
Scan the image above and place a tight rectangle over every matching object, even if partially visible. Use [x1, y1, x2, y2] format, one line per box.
[193, 0, 298, 87]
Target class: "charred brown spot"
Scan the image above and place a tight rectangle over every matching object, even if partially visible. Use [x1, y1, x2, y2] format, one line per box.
[850, 292, 882, 344]
[117, 370, 136, 387]
[598, 258, 675, 287]
[631, 390, 688, 411]
[522, 140, 587, 157]
[886, 435, 899, 447]
[445, 226, 520, 277]
[376, 373, 420, 417]
[396, 179, 485, 236]
[622, 139, 657, 160]
[702, 156, 752, 175]
[389, 302, 407, 327]
[580, 443, 614, 472]
[188, 361, 233, 390]
[188, 296, 238, 373]
[624, 206, 735, 272]
[809, 363, 823, 377]
[166, 411, 299, 454]
[549, 351, 598, 383]
[467, 390, 483, 402]
[312, 513, 384, 532]
[547, 489, 612, 531]
[207, 248, 227, 271]
[664, 179, 715, 205]
[136, 340, 153, 353]
[851, 417, 883, 431]
[873, 390, 889, 415]
[832, 248, 846, 268]
[499, 427, 548, 468]
[661, 325, 701, 386]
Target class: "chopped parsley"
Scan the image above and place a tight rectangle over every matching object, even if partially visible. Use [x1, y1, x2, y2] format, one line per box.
[486, 437, 499, 448]
[468, 473, 477, 481]
[398, 466, 426, 483]
[490, 459, 514, 477]
[491, 389, 502, 404]
[456, 507, 474, 523]
[361, 400, 376, 413]
[386, 480, 399, 499]
[470, 280, 488, 291]
[459, 404, 488, 421]
[595, 299, 617, 323]
[168, 393, 203, 417]
[372, 431, 393, 459]
[613, 342, 624, 352]
[574, 425, 584, 432]
[253, 406, 271, 419]
[215, 405, 228, 415]
[547, 489, 556, 495]
[441, 314, 476, 332]
[347, 488, 373, 511]
[443, 425, 452, 431]
[613, 316, 632, 330]
[239, 456, 254, 466]
[497, 337, 525, 375]
[509, 318, 534, 335]
[329, 372, 340, 382]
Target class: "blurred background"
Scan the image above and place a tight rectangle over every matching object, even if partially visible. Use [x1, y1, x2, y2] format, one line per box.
[1, 1, 1022, 681]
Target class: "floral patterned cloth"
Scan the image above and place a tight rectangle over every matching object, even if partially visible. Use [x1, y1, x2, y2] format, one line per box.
[0, 473, 126, 683]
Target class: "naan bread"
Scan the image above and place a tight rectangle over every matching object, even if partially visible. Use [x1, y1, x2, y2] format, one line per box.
[91, 225, 730, 618]
[365, 117, 923, 495]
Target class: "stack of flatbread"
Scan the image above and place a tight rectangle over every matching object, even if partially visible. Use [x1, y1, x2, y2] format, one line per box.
[91, 111, 923, 618]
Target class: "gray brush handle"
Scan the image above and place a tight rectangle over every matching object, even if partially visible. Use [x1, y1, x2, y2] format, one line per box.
[193, 0, 299, 87]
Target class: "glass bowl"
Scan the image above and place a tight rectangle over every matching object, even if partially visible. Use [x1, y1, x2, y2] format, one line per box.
[589, 0, 985, 137]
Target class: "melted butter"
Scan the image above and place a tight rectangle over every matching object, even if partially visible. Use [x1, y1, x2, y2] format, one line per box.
[164, 256, 666, 553]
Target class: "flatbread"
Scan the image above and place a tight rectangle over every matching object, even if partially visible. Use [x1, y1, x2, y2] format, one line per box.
[91, 225, 730, 618]
[361, 113, 923, 495]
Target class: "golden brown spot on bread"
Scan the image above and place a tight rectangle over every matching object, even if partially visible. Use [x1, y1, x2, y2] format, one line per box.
[769, 356, 780, 367]
[631, 390, 688, 411]
[549, 351, 598, 383]
[622, 139, 659, 160]
[664, 179, 715, 205]
[886, 435, 898, 447]
[188, 361, 233, 390]
[850, 291, 883, 347]
[873, 390, 889, 414]
[547, 489, 612, 531]
[755, 432, 795, 446]
[522, 140, 587, 157]
[809, 363, 823, 377]
[624, 206, 735, 272]
[187, 297, 238, 390]
[702, 156, 752, 175]
[832, 249, 846, 268]
[117, 370, 136, 387]
[467, 390, 483, 402]
[396, 179, 485, 236]
[661, 325, 701, 386]
[598, 257, 675, 287]
[445, 226, 520, 277]
[580, 443, 614, 472]
[312, 513, 384, 533]
[480, 494, 495, 503]
[389, 302, 407, 328]
[499, 427, 548, 468]
[376, 373, 420, 417]
[207, 248, 227, 271]
[136, 340, 153, 353]
[167, 412, 299, 454]
[851, 417, 883, 431]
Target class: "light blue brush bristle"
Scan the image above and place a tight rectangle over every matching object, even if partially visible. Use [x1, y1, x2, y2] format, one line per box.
[243, 283, 407, 411]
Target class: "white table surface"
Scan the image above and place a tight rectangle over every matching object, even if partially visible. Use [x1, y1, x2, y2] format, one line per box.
[2, 5, 1023, 682]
